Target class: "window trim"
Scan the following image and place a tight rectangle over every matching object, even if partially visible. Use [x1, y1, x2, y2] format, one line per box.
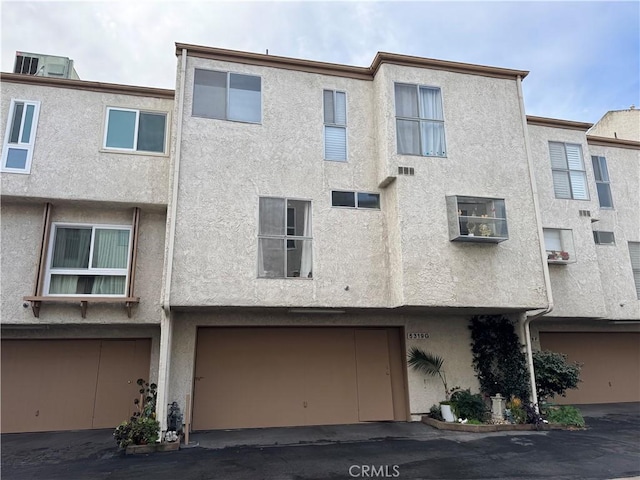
[394, 82, 447, 158]
[192, 68, 263, 125]
[330, 190, 381, 210]
[591, 155, 614, 209]
[593, 230, 616, 246]
[323, 89, 348, 162]
[543, 227, 576, 264]
[43, 222, 133, 298]
[257, 196, 313, 279]
[1, 98, 41, 174]
[629, 242, 640, 300]
[549, 141, 589, 201]
[102, 106, 168, 154]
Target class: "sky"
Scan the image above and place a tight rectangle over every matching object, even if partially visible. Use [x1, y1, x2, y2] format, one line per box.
[1, 1, 638, 123]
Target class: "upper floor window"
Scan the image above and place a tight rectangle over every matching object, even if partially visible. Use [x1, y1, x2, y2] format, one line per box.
[593, 231, 615, 245]
[323, 90, 347, 161]
[591, 156, 614, 208]
[193, 69, 261, 123]
[446, 196, 508, 243]
[104, 108, 167, 153]
[44, 223, 132, 296]
[2, 99, 40, 174]
[258, 197, 312, 278]
[395, 83, 446, 157]
[543, 228, 576, 264]
[549, 142, 588, 200]
[331, 191, 380, 209]
[629, 242, 640, 299]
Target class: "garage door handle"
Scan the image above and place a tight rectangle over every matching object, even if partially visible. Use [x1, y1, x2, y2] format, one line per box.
[303, 401, 308, 408]
[195, 376, 204, 381]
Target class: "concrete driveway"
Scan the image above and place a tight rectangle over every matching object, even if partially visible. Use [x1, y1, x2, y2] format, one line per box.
[2, 403, 639, 479]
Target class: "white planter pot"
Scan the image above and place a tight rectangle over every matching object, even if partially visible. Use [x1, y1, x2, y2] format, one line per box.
[440, 403, 456, 423]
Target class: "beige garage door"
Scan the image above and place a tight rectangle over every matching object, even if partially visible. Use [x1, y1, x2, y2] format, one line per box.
[1, 339, 151, 433]
[192, 328, 408, 430]
[540, 332, 640, 404]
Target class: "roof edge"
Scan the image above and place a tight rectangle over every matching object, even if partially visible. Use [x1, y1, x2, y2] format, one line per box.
[526, 115, 593, 131]
[0, 73, 175, 99]
[586, 135, 640, 150]
[371, 52, 529, 80]
[176, 43, 529, 81]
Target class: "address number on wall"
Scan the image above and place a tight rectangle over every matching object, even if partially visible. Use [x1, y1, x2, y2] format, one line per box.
[407, 333, 430, 339]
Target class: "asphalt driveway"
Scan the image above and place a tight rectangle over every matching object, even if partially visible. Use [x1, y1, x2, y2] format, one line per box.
[2, 403, 639, 480]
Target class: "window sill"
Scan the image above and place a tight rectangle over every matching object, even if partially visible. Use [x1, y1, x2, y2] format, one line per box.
[23, 295, 140, 318]
[1, 168, 31, 175]
[99, 149, 169, 158]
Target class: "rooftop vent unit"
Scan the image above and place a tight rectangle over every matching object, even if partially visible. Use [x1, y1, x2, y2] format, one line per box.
[13, 51, 80, 79]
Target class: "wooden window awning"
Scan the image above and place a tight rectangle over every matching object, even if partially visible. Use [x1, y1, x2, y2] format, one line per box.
[23, 296, 140, 319]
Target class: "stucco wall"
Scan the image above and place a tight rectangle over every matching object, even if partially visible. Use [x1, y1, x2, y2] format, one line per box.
[169, 56, 389, 308]
[169, 55, 548, 310]
[0, 81, 172, 206]
[167, 311, 479, 422]
[1, 201, 166, 324]
[529, 124, 607, 318]
[588, 144, 640, 320]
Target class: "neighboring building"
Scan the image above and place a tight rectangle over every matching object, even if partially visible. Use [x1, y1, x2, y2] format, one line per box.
[587, 107, 640, 142]
[527, 115, 640, 405]
[13, 51, 80, 79]
[1, 45, 638, 434]
[1, 72, 173, 433]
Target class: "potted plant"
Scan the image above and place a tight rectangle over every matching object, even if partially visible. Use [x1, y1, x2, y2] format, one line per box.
[407, 347, 457, 422]
[114, 379, 161, 454]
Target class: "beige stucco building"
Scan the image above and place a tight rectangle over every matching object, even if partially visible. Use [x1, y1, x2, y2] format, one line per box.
[1, 44, 638, 435]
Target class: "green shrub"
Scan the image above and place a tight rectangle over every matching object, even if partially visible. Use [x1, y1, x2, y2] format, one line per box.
[545, 405, 585, 427]
[450, 389, 488, 422]
[469, 315, 530, 400]
[533, 350, 581, 402]
[113, 378, 159, 448]
[429, 404, 443, 421]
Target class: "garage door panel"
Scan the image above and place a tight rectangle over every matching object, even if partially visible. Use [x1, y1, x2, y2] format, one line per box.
[1, 339, 151, 433]
[1, 340, 101, 433]
[193, 327, 406, 431]
[193, 328, 307, 430]
[303, 329, 359, 425]
[92, 340, 152, 429]
[540, 332, 640, 404]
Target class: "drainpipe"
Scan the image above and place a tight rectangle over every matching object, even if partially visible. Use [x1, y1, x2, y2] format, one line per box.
[156, 48, 188, 434]
[516, 75, 554, 412]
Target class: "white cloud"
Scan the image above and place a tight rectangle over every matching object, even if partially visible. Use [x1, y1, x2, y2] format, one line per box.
[1, 1, 638, 122]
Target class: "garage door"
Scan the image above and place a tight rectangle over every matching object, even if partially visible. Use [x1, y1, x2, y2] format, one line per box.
[1, 339, 151, 433]
[192, 328, 407, 430]
[540, 332, 640, 404]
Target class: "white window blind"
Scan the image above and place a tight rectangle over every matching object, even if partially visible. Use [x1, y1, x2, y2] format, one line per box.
[543, 229, 562, 251]
[324, 90, 346, 161]
[549, 142, 588, 200]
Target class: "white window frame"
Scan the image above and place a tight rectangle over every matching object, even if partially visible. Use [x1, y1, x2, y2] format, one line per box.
[44, 222, 133, 297]
[323, 89, 347, 162]
[192, 69, 263, 124]
[591, 155, 614, 209]
[394, 83, 447, 157]
[330, 190, 381, 210]
[549, 142, 589, 200]
[593, 231, 615, 245]
[257, 197, 312, 279]
[629, 242, 640, 299]
[103, 107, 168, 154]
[543, 228, 576, 264]
[1, 99, 41, 174]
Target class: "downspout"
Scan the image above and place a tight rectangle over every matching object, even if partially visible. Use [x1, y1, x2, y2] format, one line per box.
[163, 48, 187, 313]
[156, 48, 187, 434]
[516, 75, 554, 411]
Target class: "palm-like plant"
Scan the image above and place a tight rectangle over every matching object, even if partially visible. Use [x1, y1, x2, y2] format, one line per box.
[407, 347, 452, 401]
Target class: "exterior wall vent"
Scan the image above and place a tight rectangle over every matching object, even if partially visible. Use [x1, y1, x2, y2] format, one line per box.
[579, 210, 591, 217]
[398, 166, 415, 176]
